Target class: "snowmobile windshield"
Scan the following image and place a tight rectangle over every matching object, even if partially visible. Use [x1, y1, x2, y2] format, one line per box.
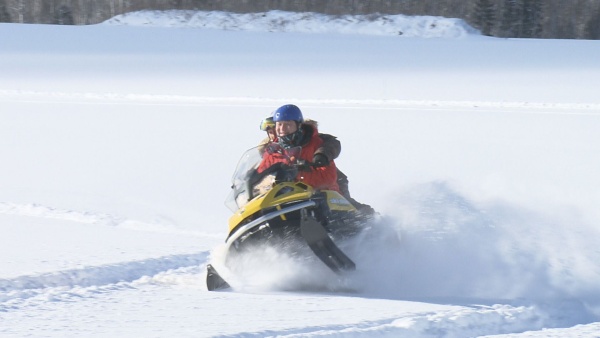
[224, 143, 301, 212]
[225, 146, 263, 212]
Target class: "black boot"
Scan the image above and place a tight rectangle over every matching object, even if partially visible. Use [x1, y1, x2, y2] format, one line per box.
[337, 169, 374, 215]
[337, 169, 351, 198]
[348, 197, 375, 215]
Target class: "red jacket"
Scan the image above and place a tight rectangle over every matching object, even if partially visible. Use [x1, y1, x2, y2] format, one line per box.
[258, 125, 340, 192]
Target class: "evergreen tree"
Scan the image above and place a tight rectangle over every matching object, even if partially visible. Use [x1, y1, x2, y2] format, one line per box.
[500, 0, 520, 37]
[473, 0, 496, 36]
[0, 5, 10, 23]
[55, 5, 74, 25]
[584, 6, 600, 39]
[521, 0, 544, 38]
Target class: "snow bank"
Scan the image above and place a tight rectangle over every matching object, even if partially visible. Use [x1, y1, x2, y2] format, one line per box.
[104, 10, 480, 38]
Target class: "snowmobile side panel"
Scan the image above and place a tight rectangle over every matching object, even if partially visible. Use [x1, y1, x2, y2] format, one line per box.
[324, 190, 356, 212]
[226, 200, 317, 245]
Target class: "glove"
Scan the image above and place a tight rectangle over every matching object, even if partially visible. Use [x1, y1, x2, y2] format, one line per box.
[312, 154, 329, 167]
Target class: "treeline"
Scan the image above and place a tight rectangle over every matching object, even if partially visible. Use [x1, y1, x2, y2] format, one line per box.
[1, 0, 599, 39]
[470, 0, 600, 39]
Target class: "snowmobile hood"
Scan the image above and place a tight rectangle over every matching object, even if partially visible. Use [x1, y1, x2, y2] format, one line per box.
[227, 181, 314, 233]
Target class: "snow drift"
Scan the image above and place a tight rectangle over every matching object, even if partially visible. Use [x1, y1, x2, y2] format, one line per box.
[105, 10, 480, 38]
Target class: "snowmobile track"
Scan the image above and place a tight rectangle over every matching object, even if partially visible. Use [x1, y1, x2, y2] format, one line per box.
[0, 252, 209, 312]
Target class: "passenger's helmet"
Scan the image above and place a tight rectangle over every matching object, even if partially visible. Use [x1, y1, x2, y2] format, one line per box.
[259, 116, 275, 131]
[273, 104, 303, 123]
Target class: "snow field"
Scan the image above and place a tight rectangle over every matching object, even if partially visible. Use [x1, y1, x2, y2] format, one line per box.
[2, 10, 600, 337]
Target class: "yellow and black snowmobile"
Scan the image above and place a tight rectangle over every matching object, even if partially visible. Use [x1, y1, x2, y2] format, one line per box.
[207, 143, 371, 291]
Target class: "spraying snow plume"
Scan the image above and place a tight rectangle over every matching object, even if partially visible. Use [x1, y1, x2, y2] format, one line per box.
[350, 182, 600, 316]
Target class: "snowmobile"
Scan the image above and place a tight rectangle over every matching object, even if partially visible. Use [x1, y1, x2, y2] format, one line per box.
[206, 143, 371, 291]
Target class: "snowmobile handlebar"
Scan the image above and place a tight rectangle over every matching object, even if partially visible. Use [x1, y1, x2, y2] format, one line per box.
[294, 159, 315, 172]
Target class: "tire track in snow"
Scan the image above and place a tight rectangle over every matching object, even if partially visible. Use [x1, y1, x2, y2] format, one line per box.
[0, 252, 209, 312]
[227, 305, 547, 338]
[0, 202, 216, 311]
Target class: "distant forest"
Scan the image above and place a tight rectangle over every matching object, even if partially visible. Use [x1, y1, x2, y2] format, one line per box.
[1, 0, 599, 39]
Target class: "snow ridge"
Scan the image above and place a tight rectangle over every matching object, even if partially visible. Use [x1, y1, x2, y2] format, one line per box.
[0, 253, 208, 312]
[0, 201, 214, 313]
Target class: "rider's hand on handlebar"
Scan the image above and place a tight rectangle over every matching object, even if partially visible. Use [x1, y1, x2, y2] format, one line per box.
[297, 159, 312, 172]
[312, 154, 329, 167]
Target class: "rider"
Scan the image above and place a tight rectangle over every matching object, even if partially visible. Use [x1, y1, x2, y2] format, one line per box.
[259, 115, 340, 165]
[257, 104, 340, 192]
[258, 106, 374, 214]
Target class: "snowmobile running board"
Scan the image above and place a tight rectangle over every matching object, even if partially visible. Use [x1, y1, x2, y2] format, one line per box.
[225, 200, 317, 246]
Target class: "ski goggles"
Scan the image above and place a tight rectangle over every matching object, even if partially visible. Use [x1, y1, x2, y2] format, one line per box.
[259, 117, 275, 131]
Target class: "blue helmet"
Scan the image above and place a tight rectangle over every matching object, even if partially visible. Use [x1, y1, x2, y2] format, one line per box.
[273, 104, 303, 123]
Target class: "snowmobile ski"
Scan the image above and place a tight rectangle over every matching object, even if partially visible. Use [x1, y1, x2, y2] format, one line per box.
[206, 264, 231, 291]
[299, 209, 356, 273]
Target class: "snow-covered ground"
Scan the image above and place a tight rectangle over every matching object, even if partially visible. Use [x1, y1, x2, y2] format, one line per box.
[2, 10, 600, 337]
